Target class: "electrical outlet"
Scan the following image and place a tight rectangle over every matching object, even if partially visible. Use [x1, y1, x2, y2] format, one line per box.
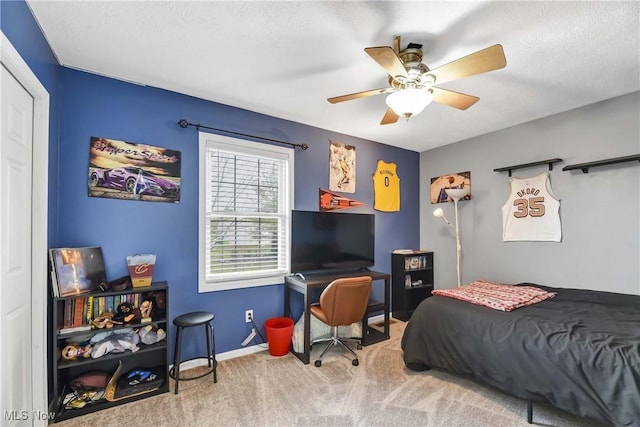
[245, 309, 253, 323]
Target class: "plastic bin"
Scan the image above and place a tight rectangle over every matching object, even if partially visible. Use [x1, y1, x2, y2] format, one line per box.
[264, 317, 294, 356]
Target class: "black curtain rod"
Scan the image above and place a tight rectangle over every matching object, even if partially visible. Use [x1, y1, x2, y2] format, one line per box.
[178, 119, 308, 150]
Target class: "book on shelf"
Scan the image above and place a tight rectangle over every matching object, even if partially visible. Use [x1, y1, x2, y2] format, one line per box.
[86, 296, 94, 324]
[59, 325, 91, 335]
[50, 264, 59, 297]
[63, 300, 74, 328]
[49, 246, 107, 298]
[105, 296, 114, 313]
[73, 298, 85, 327]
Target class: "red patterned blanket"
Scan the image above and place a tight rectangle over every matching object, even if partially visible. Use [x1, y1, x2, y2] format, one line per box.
[431, 280, 556, 311]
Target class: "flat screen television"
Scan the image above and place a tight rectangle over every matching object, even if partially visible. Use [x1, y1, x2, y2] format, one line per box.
[290, 210, 375, 273]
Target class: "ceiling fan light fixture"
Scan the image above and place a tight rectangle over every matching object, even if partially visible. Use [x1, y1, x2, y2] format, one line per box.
[385, 88, 433, 119]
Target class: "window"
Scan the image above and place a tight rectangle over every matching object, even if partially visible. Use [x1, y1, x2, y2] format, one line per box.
[199, 132, 294, 292]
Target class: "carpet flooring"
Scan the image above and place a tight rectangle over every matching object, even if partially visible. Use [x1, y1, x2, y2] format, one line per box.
[55, 321, 602, 427]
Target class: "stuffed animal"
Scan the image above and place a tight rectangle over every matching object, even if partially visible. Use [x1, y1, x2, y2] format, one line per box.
[112, 302, 140, 324]
[91, 312, 119, 329]
[138, 325, 166, 345]
[139, 291, 166, 320]
[91, 330, 140, 359]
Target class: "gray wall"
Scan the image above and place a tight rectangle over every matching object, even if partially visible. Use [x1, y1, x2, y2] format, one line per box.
[420, 92, 639, 295]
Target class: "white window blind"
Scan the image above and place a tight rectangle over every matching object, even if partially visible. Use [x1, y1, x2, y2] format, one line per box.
[199, 132, 293, 292]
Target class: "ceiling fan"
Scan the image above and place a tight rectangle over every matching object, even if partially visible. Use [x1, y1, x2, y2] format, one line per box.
[328, 36, 507, 125]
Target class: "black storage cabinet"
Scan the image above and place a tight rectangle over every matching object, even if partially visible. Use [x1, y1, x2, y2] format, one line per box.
[391, 252, 434, 321]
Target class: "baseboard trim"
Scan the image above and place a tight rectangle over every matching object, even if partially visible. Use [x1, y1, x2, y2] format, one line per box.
[172, 313, 388, 370]
[217, 344, 269, 361]
[171, 344, 268, 371]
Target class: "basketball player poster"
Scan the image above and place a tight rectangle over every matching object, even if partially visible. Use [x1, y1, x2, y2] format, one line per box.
[329, 142, 355, 193]
[430, 171, 471, 204]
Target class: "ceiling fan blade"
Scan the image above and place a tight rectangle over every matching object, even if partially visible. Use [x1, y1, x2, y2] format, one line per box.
[327, 88, 392, 104]
[364, 46, 408, 79]
[393, 36, 401, 55]
[380, 108, 399, 125]
[430, 87, 480, 110]
[427, 44, 506, 85]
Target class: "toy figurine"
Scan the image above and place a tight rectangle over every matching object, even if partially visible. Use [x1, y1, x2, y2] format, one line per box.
[91, 312, 119, 329]
[62, 342, 92, 360]
[139, 300, 153, 323]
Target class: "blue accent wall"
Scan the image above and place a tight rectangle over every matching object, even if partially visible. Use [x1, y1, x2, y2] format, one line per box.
[58, 68, 420, 360]
[3, 0, 420, 364]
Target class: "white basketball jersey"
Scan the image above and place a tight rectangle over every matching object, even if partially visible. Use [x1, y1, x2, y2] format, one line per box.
[501, 173, 561, 242]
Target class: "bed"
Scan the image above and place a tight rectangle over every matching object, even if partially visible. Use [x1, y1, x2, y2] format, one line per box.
[401, 282, 640, 426]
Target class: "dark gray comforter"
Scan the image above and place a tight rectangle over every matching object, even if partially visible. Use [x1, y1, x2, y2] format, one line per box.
[401, 284, 640, 426]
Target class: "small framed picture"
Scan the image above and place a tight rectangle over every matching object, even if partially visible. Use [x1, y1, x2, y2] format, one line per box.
[430, 171, 471, 204]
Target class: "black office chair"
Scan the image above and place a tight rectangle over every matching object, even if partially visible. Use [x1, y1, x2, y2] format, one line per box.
[310, 276, 372, 367]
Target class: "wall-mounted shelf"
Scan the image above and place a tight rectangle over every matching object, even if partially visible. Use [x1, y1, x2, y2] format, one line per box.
[494, 158, 563, 177]
[562, 154, 640, 174]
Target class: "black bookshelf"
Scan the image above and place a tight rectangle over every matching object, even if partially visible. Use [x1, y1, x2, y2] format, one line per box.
[391, 252, 434, 321]
[49, 282, 169, 423]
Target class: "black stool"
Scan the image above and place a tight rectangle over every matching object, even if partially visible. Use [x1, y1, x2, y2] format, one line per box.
[169, 311, 217, 394]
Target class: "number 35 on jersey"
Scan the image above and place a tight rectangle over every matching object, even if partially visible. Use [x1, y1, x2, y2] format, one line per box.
[501, 173, 561, 242]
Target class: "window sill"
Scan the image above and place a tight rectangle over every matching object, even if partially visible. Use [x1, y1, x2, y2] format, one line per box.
[198, 274, 285, 293]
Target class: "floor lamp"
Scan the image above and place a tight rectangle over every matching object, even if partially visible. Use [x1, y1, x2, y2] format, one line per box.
[433, 187, 470, 287]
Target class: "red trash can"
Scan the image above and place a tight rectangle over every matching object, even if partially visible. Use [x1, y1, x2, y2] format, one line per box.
[264, 317, 294, 356]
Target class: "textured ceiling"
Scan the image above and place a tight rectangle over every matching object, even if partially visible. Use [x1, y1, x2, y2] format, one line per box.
[27, 1, 640, 152]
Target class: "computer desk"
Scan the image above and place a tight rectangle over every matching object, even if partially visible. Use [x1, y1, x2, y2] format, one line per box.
[284, 269, 390, 364]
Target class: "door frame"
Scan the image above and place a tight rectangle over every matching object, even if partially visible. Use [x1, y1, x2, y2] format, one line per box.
[1, 31, 50, 422]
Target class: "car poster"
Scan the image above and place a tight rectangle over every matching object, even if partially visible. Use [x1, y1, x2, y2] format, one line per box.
[88, 136, 181, 203]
